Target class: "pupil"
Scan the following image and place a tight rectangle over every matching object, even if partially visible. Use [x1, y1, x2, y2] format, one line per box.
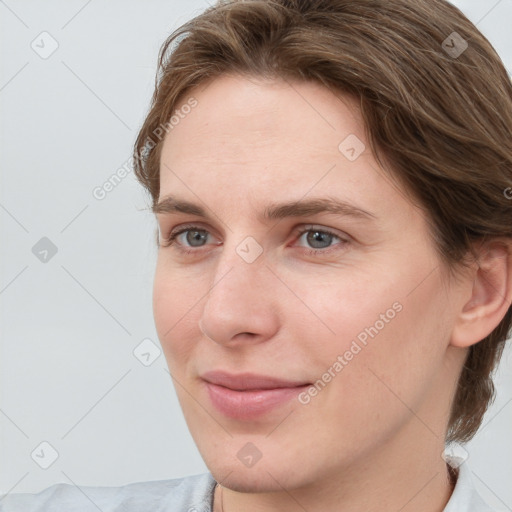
[188, 230, 206, 246]
[308, 231, 331, 248]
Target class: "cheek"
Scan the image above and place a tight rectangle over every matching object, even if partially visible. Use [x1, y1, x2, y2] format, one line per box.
[325, 273, 450, 420]
[297, 258, 451, 406]
[283, 265, 402, 363]
[152, 263, 201, 369]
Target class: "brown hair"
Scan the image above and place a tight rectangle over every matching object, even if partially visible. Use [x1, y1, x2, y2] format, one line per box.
[133, 0, 512, 443]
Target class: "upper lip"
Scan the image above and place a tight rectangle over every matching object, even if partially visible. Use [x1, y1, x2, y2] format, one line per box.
[201, 371, 310, 391]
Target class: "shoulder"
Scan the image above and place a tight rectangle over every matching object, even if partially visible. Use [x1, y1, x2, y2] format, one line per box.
[0, 472, 216, 512]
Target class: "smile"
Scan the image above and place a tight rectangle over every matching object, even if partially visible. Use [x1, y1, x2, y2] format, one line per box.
[201, 371, 311, 420]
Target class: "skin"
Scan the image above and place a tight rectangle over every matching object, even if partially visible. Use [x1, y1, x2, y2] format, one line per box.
[152, 74, 512, 512]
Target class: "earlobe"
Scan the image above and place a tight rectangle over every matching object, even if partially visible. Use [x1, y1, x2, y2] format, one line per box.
[450, 241, 512, 348]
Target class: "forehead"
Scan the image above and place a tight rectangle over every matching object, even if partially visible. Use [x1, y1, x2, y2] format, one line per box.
[160, 74, 374, 187]
[157, 74, 423, 232]
[166, 75, 363, 153]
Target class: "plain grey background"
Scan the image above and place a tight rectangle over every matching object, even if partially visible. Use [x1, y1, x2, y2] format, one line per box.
[1, 0, 511, 509]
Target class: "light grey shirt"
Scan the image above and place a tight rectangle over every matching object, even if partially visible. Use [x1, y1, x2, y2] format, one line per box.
[0, 460, 494, 511]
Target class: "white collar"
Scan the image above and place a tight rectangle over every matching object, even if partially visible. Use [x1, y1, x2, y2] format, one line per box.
[443, 456, 494, 511]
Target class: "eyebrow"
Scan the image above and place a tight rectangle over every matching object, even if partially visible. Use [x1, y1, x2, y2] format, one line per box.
[153, 195, 377, 222]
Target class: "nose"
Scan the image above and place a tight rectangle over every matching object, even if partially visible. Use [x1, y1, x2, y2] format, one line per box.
[198, 246, 280, 348]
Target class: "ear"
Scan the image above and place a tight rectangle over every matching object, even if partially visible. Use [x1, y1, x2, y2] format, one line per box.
[450, 240, 512, 348]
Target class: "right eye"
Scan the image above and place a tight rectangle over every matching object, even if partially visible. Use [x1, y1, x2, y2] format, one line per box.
[161, 225, 217, 253]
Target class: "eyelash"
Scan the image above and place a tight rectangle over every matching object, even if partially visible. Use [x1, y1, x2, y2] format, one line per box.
[161, 224, 349, 256]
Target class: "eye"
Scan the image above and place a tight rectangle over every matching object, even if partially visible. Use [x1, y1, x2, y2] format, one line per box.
[294, 226, 348, 255]
[160, 224, 349, 256]
[161, 224, 214, 253]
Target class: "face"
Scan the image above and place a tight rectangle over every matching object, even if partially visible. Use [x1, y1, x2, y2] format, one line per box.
[153, 74, 464, 493]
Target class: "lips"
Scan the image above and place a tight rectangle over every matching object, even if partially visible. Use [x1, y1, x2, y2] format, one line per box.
[201, 371, 309, 390]
[201, 371, 311, 420]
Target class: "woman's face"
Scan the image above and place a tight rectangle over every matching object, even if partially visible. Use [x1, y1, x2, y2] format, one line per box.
[153, 74, 466, 492]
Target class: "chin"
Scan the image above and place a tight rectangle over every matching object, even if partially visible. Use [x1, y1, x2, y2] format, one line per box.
[209, 463, 293, 493]
[201, 440, 318, 493]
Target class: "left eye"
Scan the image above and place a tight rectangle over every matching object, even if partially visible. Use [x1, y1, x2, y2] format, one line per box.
[296, 228, 344, 252]
[161, 225, 348, 255]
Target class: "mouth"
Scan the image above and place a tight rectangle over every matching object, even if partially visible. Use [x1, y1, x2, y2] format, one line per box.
[200, 371, 311, 420]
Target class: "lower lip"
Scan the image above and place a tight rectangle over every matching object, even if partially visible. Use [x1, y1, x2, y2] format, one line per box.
[204, 381, 310, 420]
